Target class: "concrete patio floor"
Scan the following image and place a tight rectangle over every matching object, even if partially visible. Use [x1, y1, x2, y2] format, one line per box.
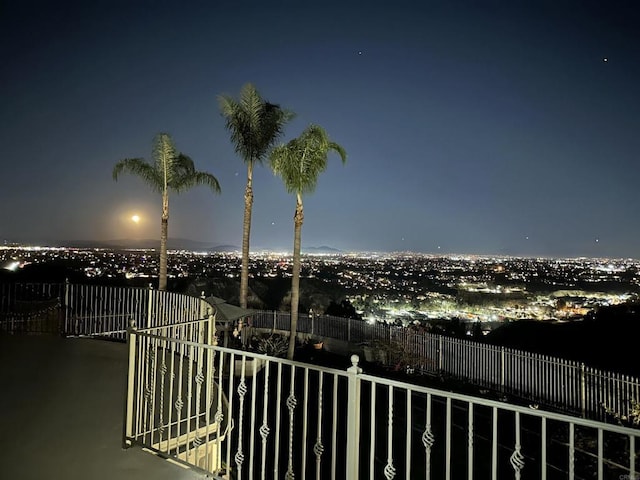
[0, 335, 206, 480]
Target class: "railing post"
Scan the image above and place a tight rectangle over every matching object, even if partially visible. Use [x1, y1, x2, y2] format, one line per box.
[207, 308, 216, 346]
[200, 291, 207, 319]
[346, 355, 362, 480]
[64, 278, 70, 335]
[146, 283, 153, 329]
[123, 318, 137, 449]
[580, 362, 586, 418]
[501, 346, 506, 392]
[272, 310, 277, 335]
[311, 312, 315, 336]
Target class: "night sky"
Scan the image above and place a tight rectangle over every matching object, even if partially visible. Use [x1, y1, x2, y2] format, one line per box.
[2, 1, 639, 258]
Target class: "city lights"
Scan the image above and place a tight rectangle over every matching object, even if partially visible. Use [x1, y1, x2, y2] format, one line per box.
[1, 247, 638, 332]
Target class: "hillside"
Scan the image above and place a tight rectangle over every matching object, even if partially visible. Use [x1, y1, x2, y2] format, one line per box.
[485, 304, 640, 376]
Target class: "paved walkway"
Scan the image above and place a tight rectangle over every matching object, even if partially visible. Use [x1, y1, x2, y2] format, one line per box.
[0, 335, 206, 480]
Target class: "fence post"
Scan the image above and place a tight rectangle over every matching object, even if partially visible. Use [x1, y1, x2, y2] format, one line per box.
[146, 283, 154, 329]
[123, 318, 138, 449]
[272, 310, 277, 335]
[346, 355, 362, 479]
[207, 307, 218, 345]
[200, 290, 207, 319]
[348, 317, 351, 343]
[580, 362, 586, 418]
[311, 312, 315, 337]
[438, 335, 443, 371]
[501, 347, 506, 392]
[64, 278, 70, 335]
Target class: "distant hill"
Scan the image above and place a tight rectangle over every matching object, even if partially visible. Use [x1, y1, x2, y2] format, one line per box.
[208, 244, 240, 252]
[6, 238, 335, 254]
[56, 238, 237, 251]
[302, 246, 342, 254]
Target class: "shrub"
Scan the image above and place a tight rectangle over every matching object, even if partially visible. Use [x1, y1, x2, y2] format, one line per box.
[256, 334, 289, 358]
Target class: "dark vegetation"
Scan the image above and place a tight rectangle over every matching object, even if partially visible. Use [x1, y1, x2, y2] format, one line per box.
[485, 304, 640, 376]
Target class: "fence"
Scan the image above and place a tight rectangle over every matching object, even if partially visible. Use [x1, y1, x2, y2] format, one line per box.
[64, 282, 211, 340]
[2, 282, 639, 478]
[0, 282, 64, 334]
[250, 310, 640, 424]
[124, 331, 640, 480]
[3, 283, 639, 429]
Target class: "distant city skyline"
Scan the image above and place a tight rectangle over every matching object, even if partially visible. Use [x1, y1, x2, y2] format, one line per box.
[2, 1, 639, 259]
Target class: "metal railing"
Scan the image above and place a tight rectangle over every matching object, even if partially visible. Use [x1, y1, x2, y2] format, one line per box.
[250, 310, 640, 424]
[3, 283, 639, 426]
[64, 282, 210, 340]
[352, 358, 640, 480]
[3, 281, 639, 478]
[124, 315, 230, 472]
[0, 282, 64, 334]
[125, 330, 640, 479]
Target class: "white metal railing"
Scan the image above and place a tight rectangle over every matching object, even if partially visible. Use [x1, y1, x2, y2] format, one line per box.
[124, 328, 640, 480]
[3, 282, 638, 478]
[64, 282, 210, 340]
[3, 282, 640, 426]
[250, 310, 640, 424]
[352, 357, 640, 480]
[123, 315, 229, 473]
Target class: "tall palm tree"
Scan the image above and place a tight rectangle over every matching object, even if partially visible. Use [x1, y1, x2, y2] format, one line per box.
[112, 133, 221, 291]
[218, 83, 294, 308]
[270, 125, 347, 359]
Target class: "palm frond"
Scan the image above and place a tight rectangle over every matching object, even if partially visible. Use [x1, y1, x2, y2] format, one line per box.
[172, 153, 221, 194]
[167, 153, 222, 194]
[153, 133, 181, 186]
[113, 134, 220, 195]
[219, 83, 295, 166]
[270, 144, 301, 195]
[270, 124, 346, 196]
[175, 171, 222, 194]
[112, 157, 163, 193]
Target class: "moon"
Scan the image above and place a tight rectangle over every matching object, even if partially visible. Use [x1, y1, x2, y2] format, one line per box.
[131, 215, 140, 224]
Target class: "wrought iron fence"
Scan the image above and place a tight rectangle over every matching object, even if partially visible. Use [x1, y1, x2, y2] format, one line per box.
[0, 282, 64, 334]
[249, 310, 640, 424]
[4, 282, 640, 426]
[3, 281, 638, 478]
[64, 282, 211, 340]
[124, 331, 640, 480]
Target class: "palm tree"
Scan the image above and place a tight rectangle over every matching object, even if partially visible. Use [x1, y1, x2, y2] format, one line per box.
[270, 125, 347, 359]
[218, 83, 294, 308]
[112, 133, 221, 291]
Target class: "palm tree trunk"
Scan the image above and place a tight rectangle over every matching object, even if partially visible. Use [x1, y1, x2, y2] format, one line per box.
[240, 163, 253, 309]
[159, 194, 169, 291]
[288, 194, 304, 360]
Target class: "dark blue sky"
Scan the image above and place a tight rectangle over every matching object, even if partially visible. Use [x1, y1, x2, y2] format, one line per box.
[2, 1, 639, 258]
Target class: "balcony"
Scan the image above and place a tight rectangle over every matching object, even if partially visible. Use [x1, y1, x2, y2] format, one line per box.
[0, 335, 203, 480]
[1, 282, 639, 479]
